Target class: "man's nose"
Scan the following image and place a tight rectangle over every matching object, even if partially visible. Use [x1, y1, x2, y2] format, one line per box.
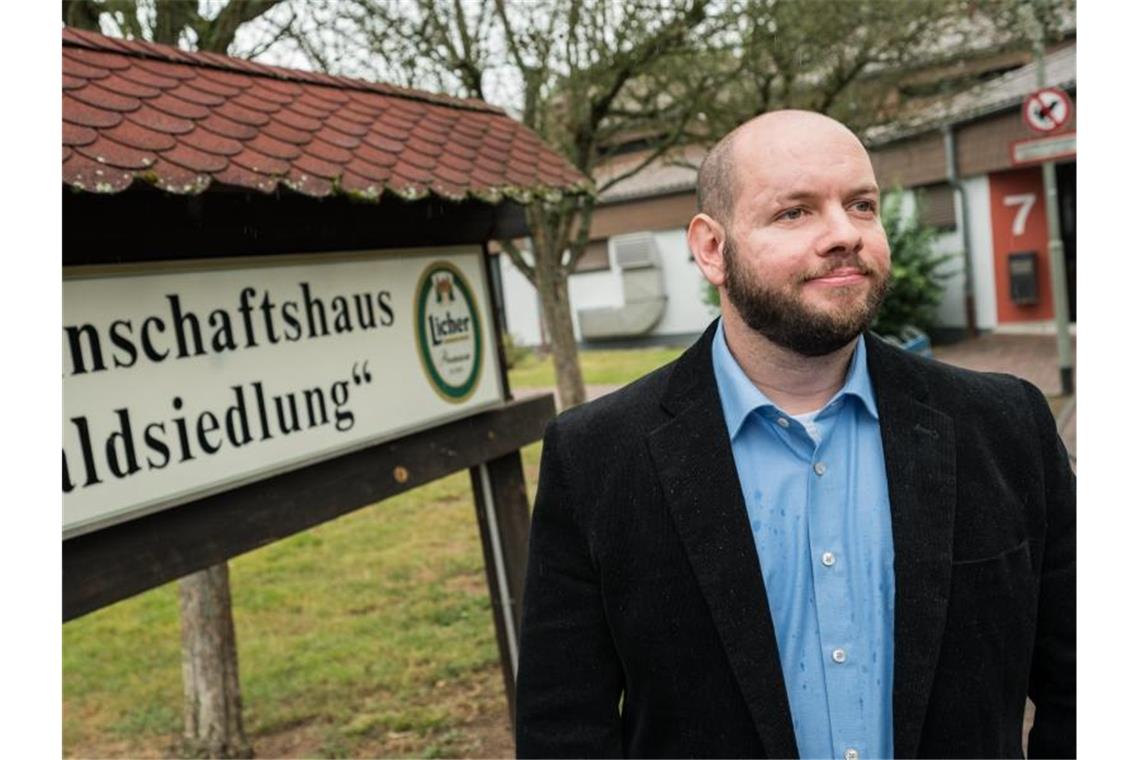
[815, 205, 863, 256]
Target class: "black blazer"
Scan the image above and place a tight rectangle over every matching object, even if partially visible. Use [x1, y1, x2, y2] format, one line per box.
[516, 322, 1075, 758]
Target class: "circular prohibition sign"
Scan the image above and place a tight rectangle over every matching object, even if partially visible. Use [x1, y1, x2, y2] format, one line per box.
[1022, 87, 1072, 134]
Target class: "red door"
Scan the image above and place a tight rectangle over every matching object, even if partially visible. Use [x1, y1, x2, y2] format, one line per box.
[988, 168, 1055, 323]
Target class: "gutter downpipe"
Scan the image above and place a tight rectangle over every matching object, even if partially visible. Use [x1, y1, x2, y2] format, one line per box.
[1033, 26, 1075, 395]
[943, 124, 978, 338]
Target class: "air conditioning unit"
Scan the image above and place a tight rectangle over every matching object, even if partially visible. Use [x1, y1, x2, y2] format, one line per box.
[611, 233, 659, 270]
[577, 232, 667, 341]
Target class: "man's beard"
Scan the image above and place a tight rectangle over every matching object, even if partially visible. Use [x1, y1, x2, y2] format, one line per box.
[722, 237, 890, 357]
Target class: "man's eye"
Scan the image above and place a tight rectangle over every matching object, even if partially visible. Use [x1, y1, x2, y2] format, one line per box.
[851, 200, 877, 213]
[777, 208, 805, 221]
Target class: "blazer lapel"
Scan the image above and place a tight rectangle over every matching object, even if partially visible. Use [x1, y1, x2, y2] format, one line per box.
[866, 337, 957, 759]
[646, 322, 800, 759]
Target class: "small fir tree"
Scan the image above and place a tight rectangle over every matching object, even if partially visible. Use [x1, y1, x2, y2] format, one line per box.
[873, 188, 957, 338]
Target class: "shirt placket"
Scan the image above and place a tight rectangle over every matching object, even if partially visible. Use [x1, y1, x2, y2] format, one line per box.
[755, 409, 825, 757]
[807, 405, 867, 760]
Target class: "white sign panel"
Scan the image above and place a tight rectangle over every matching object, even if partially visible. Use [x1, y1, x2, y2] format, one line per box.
[63, 246, 503, 538]
[1010, 132, 1076, 166]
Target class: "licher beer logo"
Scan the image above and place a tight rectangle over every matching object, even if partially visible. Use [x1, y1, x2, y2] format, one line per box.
[415, 262, 482, 402]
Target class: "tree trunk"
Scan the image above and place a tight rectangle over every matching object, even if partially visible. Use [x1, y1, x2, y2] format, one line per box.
[178, 563, 251, 759]
[534, 256, 586, 409]
[62, 0, 102, 31]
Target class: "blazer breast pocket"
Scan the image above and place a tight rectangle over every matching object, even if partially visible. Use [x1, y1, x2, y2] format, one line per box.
[932, 540, 1039, 755]
[944, 539, 1037, 691]
[950, 538, 1034, 605]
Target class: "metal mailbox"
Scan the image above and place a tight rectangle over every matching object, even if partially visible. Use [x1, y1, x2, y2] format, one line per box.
[1009, 251, 1040, 306]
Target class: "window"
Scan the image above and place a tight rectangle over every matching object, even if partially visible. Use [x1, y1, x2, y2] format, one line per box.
[915, 183, 956, 231]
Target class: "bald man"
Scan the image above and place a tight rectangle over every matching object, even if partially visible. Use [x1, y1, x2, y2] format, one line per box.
[515, 111, 1075, 759]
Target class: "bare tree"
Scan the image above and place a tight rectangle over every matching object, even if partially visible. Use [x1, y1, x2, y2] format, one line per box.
[276, 0, 1039, 408]
[282, 0, 723, 408]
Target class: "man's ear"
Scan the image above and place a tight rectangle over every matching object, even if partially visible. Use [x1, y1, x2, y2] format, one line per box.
[688, 213, 728, 287]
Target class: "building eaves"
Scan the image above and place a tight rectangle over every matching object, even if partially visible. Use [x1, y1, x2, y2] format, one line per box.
[865, 42, 1076, 148]
[594, 144, 704, 204]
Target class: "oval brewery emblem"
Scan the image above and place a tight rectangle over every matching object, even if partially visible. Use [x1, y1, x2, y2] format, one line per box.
[414, 261, 483, 402]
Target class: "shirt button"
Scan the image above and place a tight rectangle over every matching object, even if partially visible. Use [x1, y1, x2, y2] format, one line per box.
[845, 749, 859, 760]
[813, 462, 827, 476]
[831, 648, 847, 664]
[776, 417, 790, 428]
[821, 551, 836, 567]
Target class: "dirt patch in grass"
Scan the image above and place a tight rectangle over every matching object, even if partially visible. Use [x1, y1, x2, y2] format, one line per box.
[443, 569, 489, 597]
[65, 738, 168, 759]
[253, 664, 514, 759]
[67, 665, 515, 759]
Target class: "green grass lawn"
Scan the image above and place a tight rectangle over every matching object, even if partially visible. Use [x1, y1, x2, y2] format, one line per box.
[507, 346, 685, 388]
[65, 346, 688, 758]
[64, 443, 545, 759]
[66, 342, 1063, 757]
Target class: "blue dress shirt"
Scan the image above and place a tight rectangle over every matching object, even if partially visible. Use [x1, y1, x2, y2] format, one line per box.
[711, 321, 896, 760]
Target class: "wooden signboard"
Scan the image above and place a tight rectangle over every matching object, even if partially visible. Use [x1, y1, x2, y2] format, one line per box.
[63, 236, 552, 727]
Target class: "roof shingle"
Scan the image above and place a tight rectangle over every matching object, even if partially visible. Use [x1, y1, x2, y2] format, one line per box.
[62, 27, 589, 202]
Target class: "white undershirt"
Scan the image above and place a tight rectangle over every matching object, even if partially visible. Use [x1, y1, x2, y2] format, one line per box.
[790, 409, 823, 446]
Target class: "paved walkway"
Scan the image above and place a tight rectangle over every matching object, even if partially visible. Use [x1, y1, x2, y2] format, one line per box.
[518, 333, 1076, 462]
[932, 334, 1076, 464]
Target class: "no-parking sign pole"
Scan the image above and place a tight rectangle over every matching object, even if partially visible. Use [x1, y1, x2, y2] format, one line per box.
[1030, 41, 1074, 395]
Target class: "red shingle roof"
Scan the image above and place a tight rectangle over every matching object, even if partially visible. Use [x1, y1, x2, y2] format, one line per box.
[62, 27, 589, 203]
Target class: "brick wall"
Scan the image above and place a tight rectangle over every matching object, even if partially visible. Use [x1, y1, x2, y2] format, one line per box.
[957, 97, 1076, 177]
[869, 130, 947, 188]
[588, 192, 697, 239]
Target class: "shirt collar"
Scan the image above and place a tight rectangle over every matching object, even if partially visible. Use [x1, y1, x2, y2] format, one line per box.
[710, 319, 879, 440]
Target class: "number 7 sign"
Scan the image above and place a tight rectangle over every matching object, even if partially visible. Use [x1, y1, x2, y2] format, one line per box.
[1003, 193, 1037, 236]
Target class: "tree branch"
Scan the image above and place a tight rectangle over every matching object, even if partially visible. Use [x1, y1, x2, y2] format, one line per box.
[595, 77, 707, 194]
[596, 143, 679, 196]
[199, 0, 289, 53]
[493, 0, 529, 78]
[497, 238, 536, 286]
[62, 0, 103, 31]
[563, 196, 598, 275]
[153, 1, 197, 46]
[242, 4, 298, 60]
[816, 51, 872, 114]
[587, 0, 708, 132]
